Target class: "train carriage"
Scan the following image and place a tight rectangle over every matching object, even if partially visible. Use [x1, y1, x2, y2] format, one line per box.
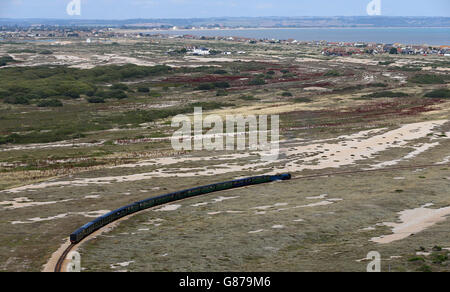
[70, 174, 291, 244]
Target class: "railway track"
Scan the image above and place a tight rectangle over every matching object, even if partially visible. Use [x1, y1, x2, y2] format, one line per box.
[54, 162, 450, 272]
[54, 244, 75, 272]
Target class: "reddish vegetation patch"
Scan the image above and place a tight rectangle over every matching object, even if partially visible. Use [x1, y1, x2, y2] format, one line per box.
[298, 82, 333, 88]
[349, 99, 442, 117]
[285, 98, 444, 130]
[161, 65, 334, 91]
[265, 73, 325, 84]
[163, 75, 246, 83]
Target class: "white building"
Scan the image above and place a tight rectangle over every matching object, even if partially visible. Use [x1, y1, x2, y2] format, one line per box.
[190, 47, 210, 56]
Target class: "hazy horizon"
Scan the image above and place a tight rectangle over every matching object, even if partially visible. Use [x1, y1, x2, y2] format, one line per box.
[0, 0, 449, 19]
[1, 16, 450, 21]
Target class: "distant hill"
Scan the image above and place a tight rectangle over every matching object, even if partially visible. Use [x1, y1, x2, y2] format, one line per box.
[1, 16, 450, 28]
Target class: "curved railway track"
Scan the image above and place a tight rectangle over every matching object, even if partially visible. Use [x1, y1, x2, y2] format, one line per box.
[55, 244, 75, 272]
[54, 162, 450, 272]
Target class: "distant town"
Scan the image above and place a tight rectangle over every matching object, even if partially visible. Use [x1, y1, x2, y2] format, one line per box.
[1, 25, 449, 57]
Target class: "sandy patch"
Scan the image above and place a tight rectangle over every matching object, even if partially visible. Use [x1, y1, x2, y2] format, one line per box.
[184, 56, 250, 63]
[416, 252, 431, 256]
[191, 196, 240, 207]
[110, 261, 134, 269]
[277, 120, 448, 174]
[84, 195, 100, 199]
[371, 142, 441, 169]
[252, 203, 289, 211]
[332, 57, 379, 66]
[0, 140, 105, 152]
[371, 204, 450, 244]
[295, 57, 322, 63]
[207, 211, 222, 215]
[226, 210, 244, 214]
[299, 200, 336, 208]
[0, 197, 73, 209]
[248, 229, 265, 234]
[154, 204, 181, 212]
[422, 66, 450, 72]
[304, 87, 331, 92]
[359, 226, 376, 231]
[3, 120, 447, 194]
[143, 218, 164, 226]
[306, 194, 328, 200]
[437, 156, 450, 165]
[11, 210, 110, 224]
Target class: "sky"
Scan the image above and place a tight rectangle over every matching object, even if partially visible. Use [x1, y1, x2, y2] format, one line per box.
[0, 0, 449, 19]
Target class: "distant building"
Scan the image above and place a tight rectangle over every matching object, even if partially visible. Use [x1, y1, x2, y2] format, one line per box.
[190, 47, 210, 56]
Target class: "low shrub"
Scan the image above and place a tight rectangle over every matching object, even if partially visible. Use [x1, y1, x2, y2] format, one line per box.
[87, 97, 105, 103]
[216, 89, 228, 96]
[293, 97, 312, 103]
[39, 50, 53, 55]
[249, 78, 266, 86]
[409, 74, 445, 84]
[213, 81, 230, 89]
[361, 91, 409, 98]
[37, 99, 63, 107]
[424, 89, 450, 99]
[149, 91, 162, 98]
[239, 95, 259, 101]
[4, 95, 30, 105]
[324, 70, 341, 77]
[112, 83, 129, 91]
[196, 83, 215, 90]
[137, 86, 150, 93]
[213, 69, 227, 75]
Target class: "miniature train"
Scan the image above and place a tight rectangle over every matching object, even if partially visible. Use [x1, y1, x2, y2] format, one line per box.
[70, 173, 291, 244]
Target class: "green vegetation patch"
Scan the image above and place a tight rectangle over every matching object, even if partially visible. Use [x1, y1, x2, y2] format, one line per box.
[409, 74, 446, 84]
[0, 55, 19, 67]
[397, 66, 422, 72]
[379, 60, 395, 66]
[0, 64, 173, 105]
[293, 97, 313, 103]
[324, 70, 342, 77]
[87, 97, 106, 104]
[39, 50, 53, 55]
[196, 81, 231, 91]
[239, 95, 260, 101]
[105, 101, 234, 126]
[424, 89, 450, 99]
[37, 99, 63, 107]
[249, 78, 266, 86]
[360, 91, 410, 99]
[7, 49, 37, 54]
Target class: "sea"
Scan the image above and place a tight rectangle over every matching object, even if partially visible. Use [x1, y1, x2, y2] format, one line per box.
[150, 27, 450, 46]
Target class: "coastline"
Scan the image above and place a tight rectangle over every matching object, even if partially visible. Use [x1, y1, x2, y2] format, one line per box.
[112, 27, 450, 47]
[115, 26, 450, 32]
